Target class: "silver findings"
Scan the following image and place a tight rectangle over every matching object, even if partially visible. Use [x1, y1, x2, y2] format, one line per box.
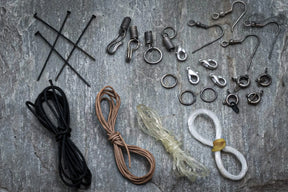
[256, 68, 272, 87]
[143, 31, 163, 65]
[176, 46, 188, 61]
[209, 73, 227, 87]
[246, 90, 263, 105]
[160, 74, 178, 89]
[179, 90, 196, 106]
[211, 0, 247, 32]
[199, 59, 218, 70]
[200, 87, 218, 103]
[187, 67, 200, 85]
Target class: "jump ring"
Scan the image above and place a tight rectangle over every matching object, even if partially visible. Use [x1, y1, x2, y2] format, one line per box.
[178, 90, 196, 106]
[160, 74, 178, 89]
[200, 87, 218, 103]
[144, 47, 163, 65]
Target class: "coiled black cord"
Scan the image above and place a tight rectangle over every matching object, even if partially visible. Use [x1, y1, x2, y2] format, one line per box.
[26, 80, 92, 188]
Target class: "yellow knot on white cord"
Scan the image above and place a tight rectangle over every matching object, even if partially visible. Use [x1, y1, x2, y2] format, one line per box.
[212, 138, 226, 152]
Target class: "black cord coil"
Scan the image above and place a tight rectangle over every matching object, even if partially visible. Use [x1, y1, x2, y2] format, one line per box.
[26, 80, 92, 188]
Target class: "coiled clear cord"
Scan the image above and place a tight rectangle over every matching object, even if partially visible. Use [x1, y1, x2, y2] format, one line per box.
[136, 104, 209, 181]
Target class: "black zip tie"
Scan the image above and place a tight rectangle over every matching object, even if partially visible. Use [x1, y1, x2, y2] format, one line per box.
[34, 13, 96, 61]
[55, 15, 96, 81]
[35, 32, 91, 87]
[26, 80, 92, 188]
[37, 11, 71, 81]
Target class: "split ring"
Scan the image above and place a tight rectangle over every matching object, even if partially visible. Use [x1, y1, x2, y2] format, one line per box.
[178, 90, 196, 106]
[160, 74, 178, 89]
[200, 87, 218, 103]
[144, 47, 163, 65]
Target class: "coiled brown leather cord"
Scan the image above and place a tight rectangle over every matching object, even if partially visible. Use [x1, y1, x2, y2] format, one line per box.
[95, 86, 155, 185]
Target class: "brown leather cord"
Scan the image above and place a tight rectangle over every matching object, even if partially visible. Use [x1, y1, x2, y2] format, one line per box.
[95, 86, 155, 185]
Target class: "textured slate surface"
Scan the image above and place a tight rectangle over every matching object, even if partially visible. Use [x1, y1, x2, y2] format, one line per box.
[0, 0, 288, 191]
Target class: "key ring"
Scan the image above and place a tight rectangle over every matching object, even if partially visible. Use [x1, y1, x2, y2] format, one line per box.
[200, 87, 218, 103]
[160, 74, 178, 89]
[188, 109, 248, 180]
[178, 90, 196, 106]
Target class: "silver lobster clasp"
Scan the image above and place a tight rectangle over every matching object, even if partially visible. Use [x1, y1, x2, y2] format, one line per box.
[199, 59, 218, 70]
[246, 90, 263, 105]
[209, 73, 227, 87]
[187, 67, 199, 85]
[176, 46, 188, 61]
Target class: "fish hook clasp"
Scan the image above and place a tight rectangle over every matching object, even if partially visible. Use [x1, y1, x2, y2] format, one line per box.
[106, 17, 131, 54]
[176, 46, 187, 61]
[143, 31, 163, 65]
[209, 73, 227, 87]
[187, 20, 224, 54]
[246, 90, 263, 105]
[211, 0, 247, 32]
[187, 67, 200, 85]
[199, 59, 218, 70]
[126, 26, 140, 63]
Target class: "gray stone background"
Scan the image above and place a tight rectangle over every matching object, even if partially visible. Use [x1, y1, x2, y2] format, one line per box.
[0, 0, 288, 191]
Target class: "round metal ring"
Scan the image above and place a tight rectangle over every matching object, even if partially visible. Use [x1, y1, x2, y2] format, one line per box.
[200, 87, 218, 103]
[237, 75, 250, 88]
[178, 90, 196, 106]
[246, 93, 261, 105]
[144, 47, 163, 65]
[225, 93, 239, 107]
[256, 74, 272, 87]
[161, 26, 177, 39]
[160, 74, 178, 89]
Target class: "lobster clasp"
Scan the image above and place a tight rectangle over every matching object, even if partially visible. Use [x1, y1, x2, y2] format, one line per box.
[209, 73, 227, 87]
[199, 59, 218, 70]
[187, 67, 199, 85]
[176, 46, 187, 61]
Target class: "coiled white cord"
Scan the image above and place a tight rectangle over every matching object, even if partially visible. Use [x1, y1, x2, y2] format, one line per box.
[187, 108, 248, 180]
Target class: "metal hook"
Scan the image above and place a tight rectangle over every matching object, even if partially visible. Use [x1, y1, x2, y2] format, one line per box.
[223, 89, 239, 113]
[199, 59, 218, 70]
[126, 26, 140, 63]
[187, 67, 200, 85]
[209, 73, 227, 87]
[221, 35, 260, 71]
[143, 31, 163, 64]
[256, 68, 272, 87]
[246, 90, 263, 105]
[176, 46, 187, 61]
[244, 18, 280, 59]
[106, 17, 131, 54]
[187, 20, 224, 53]
[211, 0, 247, 32]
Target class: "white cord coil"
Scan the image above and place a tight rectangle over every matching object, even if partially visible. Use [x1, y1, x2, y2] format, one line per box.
[187, 108, 248, 180]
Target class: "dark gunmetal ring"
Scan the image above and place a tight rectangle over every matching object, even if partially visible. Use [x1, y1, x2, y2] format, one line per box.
[161, 26, 177, 39]
[256, 74, 272, 87]
[200, 87, 218, 103]
[225, 93, 239, 107]
[178, 90, 196, 106]
[160, 74, 178, 89]
[238, 75, 250, 88]
[144, 47, 163, 65]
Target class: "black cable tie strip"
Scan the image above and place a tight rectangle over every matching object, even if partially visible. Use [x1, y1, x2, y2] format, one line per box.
[26, 80, 92, 188]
